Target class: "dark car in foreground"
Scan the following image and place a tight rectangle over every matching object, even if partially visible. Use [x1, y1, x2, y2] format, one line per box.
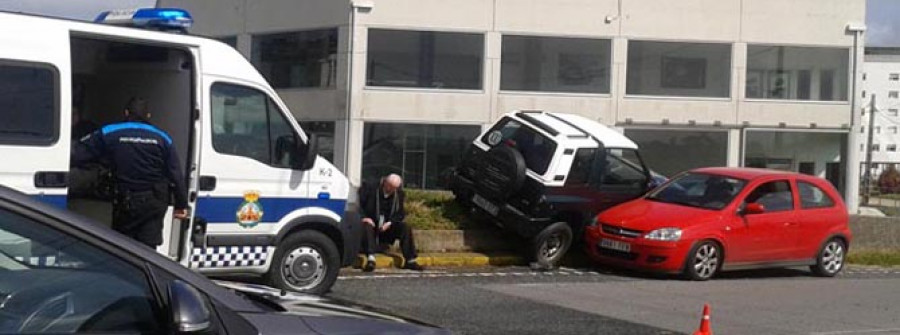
[0, 185, 445, 334]
[585, 167, 851, 280]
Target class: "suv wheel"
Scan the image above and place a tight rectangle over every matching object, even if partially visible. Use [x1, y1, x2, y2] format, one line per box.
[267, 230, 340, 295]
[531, 222, 573, 268]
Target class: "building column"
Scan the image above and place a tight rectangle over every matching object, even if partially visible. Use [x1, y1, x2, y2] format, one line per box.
[727, 128, 742, 167]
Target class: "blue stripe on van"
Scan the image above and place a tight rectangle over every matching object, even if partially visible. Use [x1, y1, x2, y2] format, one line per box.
[195, 197, 347, 224]
[102, 122, 173, 145]
[35, 194, 67, 209]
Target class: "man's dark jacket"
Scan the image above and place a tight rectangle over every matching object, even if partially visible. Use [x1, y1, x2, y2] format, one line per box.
[358, 181, 405, 225]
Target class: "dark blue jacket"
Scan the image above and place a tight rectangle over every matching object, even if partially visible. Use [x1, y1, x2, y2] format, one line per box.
[72, 121, 188, 209]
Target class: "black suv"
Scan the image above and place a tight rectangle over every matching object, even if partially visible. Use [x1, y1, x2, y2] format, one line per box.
[451, 111, 656, 268]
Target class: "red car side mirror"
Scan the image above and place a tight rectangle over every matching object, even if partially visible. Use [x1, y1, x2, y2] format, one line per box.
[742, 203, 766, 215]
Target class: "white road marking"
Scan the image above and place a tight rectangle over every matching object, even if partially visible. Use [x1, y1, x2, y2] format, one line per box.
[810, 328, 900, 334]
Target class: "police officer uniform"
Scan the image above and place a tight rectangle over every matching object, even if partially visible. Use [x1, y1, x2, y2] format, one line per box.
[72, 100, 187, 248]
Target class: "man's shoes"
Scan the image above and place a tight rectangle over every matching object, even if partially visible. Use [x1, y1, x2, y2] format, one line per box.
[403, 262, 424, 271]
[363, 260, 376, 272]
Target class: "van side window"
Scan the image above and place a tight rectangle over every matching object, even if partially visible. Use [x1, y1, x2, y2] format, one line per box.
[0, 62, 58, 145]
[211, 83, 299, 168]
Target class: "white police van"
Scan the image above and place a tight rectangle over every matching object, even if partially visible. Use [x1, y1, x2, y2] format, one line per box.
[0, 8, 359, 295]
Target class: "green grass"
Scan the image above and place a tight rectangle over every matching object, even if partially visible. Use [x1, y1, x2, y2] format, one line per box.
[403, 189, 476, 230]
[848, 250, 900, 267]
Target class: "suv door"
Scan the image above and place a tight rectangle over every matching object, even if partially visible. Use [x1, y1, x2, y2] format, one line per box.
[0, 206, 164, 333]
[594, 148, 650, 212]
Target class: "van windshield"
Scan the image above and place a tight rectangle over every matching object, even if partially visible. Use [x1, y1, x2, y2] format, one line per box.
[481, 117, 557, 175]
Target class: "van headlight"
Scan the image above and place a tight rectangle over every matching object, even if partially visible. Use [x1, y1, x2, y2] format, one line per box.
[644, 228, 682, 241]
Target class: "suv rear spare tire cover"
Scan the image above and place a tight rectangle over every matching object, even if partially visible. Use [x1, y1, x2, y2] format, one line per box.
[479, 145, 527, 200]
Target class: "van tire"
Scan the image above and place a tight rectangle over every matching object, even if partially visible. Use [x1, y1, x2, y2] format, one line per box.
[479, 145, 527, 200]
[531, 222, 573, 268]
[267, 230, 340, 295]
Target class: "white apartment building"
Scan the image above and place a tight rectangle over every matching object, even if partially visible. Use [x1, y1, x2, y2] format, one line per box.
[161, 0, 866, 209]
[861, 47, 900, 177]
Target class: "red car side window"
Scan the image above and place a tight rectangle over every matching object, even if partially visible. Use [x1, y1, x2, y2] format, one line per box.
[744, 180, 794, 212]
[798, 181, 835, 209]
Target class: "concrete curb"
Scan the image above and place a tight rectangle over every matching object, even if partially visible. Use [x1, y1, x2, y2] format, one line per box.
[352, 251, 593, 270]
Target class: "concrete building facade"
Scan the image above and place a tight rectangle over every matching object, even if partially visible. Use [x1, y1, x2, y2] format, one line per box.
[161, 0, 867, 210]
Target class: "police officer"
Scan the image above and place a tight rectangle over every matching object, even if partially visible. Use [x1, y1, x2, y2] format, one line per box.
[72, 97, 188, 248]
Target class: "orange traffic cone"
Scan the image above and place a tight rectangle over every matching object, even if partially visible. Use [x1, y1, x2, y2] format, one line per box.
[692, 304, 712, 335]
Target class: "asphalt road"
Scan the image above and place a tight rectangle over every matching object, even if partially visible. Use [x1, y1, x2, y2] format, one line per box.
[330, 265, 900, 335]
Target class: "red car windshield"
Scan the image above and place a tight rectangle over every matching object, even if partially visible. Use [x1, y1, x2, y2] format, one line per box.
[646, 173, 747, 210]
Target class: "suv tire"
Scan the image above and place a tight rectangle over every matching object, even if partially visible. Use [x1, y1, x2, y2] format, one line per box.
[480, 145, 527, 200]
[531, 222, 573, 268]
[267, 230, 340, 295]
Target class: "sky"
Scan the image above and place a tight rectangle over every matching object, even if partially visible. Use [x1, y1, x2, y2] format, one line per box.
[0, 0, 898, 46]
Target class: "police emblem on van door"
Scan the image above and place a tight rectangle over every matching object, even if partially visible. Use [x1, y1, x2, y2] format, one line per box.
[236, 191, 264, 228]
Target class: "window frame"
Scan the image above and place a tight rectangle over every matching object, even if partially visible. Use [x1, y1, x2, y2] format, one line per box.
[250, 28, 339, 89]
[499, 34, 613, 95]
[209, 81, 305, 168]
[744, 44, 851, 102]
[0, 59, 60, 146]
[796, 180, 836, 209]
[0, 199, 170, 332]
[742, 179, 796, 213]
[625, 40, 734, 99]
[365, 28, 486, 90]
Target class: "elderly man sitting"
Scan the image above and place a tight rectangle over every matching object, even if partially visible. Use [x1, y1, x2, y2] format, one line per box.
[359, 174, 424, 272]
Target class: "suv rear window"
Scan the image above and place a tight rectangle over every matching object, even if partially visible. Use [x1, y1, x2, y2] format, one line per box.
[481, 117, 557, 175]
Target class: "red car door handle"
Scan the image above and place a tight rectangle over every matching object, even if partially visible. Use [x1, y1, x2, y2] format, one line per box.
[783, 222, 797, 226]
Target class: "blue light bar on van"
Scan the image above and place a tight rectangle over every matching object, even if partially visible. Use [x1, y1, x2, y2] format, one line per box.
[94, 8, 193, 31]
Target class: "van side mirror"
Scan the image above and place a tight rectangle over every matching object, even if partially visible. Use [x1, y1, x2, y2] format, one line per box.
[296, 134, 318, 171]
[168, 280, 212, 335]
[741, 203, 766, 215]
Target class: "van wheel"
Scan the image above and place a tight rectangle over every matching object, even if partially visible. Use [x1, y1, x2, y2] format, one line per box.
[683, 241, 721, 281]
[267, 230, 339, 295]
[810, 238, 845, 277]
[531, 222, 573, 268]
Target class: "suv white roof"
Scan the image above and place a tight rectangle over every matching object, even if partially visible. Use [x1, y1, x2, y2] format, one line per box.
[513, 111, 638, 150]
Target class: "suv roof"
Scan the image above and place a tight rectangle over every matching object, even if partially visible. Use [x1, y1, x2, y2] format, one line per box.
[513, 111, 638, 150]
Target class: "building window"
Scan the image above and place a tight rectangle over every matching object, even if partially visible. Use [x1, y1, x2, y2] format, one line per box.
[0, 61, 58, 145]
[746, 45, 849, 101]
[876, 126, 882, 134]
[216, 36, 238, 49]
[623, 129, 728, 177]
[890, 91, 900, 99]
[501, 36, 611, 94]
[298, 121, 335, 163]
[862, 90, 866, 98]
[860, 126, 865, 133]
[366, 29, 483, 90]
[891, 126, 899, 134]
[890, 109, 899, 117]
[362, 123, 482, 189]
[251, 29, 338, 89]
[744, 131, 845, 187]
[872, 144, 881, 152]
[888, 144, 898, 152]
[891, 73, 900, 81]
[626, 41, 732, 98]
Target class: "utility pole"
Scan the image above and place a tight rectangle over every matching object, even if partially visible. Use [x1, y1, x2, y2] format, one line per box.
[863, 94, 877, 205]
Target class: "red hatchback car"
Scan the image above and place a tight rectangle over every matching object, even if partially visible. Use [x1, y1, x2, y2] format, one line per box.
[585, 167, 851, 280]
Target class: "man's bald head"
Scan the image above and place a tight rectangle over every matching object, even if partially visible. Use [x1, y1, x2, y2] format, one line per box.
[382, 174, 403, 195]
